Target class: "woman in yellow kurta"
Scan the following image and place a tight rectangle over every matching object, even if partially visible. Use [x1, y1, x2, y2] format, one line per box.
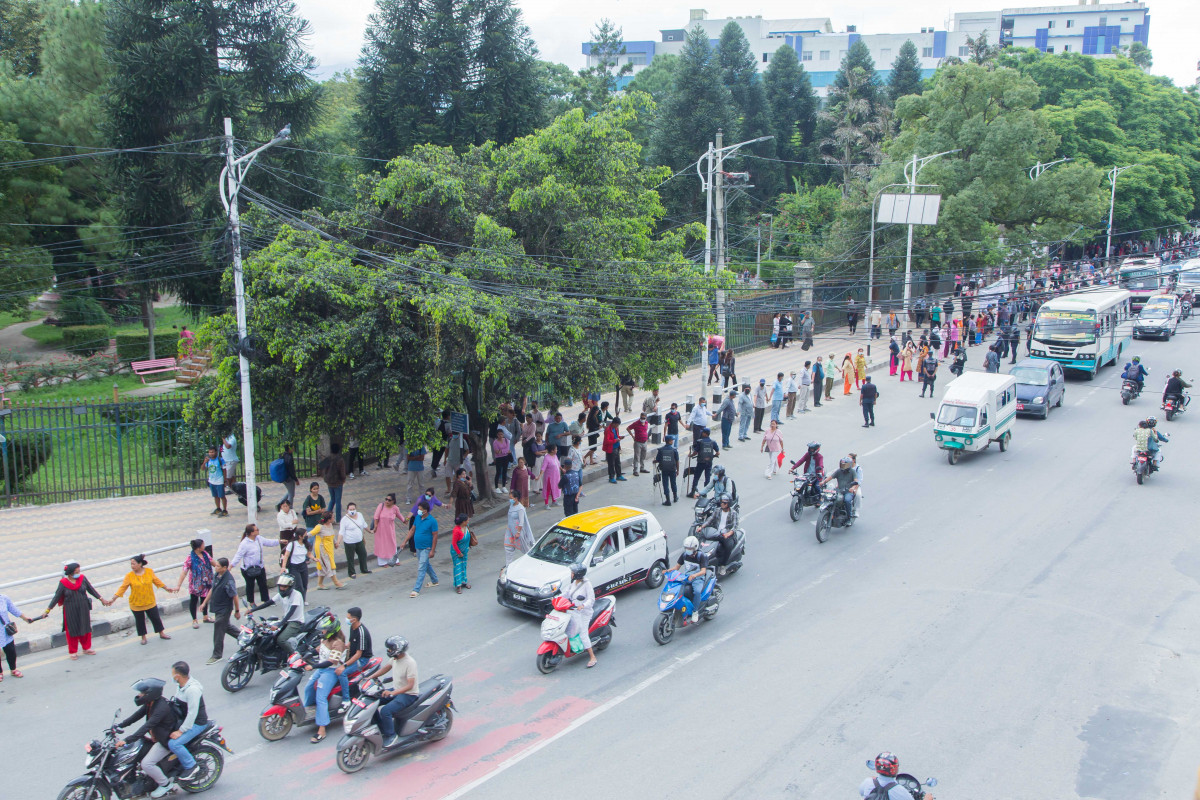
[841, 354, 854, 395]
[854, 349, 868, 388]
[110, 554, 176, 645]
[310, 511, 346, 591]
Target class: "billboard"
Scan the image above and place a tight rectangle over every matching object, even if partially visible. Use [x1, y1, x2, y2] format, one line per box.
[876, 193, 942, 226]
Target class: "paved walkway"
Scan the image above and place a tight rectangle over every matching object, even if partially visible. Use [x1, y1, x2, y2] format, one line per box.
[1, 325, 893, 651]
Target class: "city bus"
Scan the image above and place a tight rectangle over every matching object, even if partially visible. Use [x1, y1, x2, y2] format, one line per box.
[1029, 288, 1133, 378]
[1118, 256, 1164, 312]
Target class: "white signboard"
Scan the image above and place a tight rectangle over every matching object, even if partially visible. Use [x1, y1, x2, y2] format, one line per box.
[876, 193, 942, 226]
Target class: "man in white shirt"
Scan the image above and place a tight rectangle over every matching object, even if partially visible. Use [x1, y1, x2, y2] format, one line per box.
[784, 371, 799, 419]
[798, 362, 812, 413]
[220, 433, 239, 488]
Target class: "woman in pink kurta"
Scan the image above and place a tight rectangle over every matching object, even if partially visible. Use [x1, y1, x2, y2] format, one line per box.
[510, 457, 530, 507]
[540, 446, 562, 507]
[372, 493, 406, 567]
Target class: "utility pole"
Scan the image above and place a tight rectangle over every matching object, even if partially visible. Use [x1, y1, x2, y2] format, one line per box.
[700, 139, 714, 404]
[220, 117, 291, 524]
[1105, 165, 1136, 268]
[902, 149, 959, 314]
[714, 129, 726, 338]
[765, 213, 774, 261]
[755, 219, 762, 281]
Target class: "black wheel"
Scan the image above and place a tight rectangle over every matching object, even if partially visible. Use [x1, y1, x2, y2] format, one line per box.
[336, 740, 372, 774]
[789, 495, 802, 521]
[644, 560, 665, 589]
[536, 651, 560, 674]
[593, 628, 611, 651]
[1166, 409, 1176, 421]
[947, 449, 960, 465]
[179, 745, 223, 793]
[1056, 391, 1064, 408]
[429, 707, 453, 741]
[221, 654, 255, 693]
[999, 432, 1009, 452]
[1136, 471, 1144, 485]
[57, 778, 111, 800]
[815, 508, 832, 543]
[704, 585, 724, 619]
[652, 612, 676, 645]
[1122, 393, 1130, 405]
[258, 712, 293, 741]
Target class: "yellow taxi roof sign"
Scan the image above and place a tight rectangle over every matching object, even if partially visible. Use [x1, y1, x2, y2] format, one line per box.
[559, 505, 645, 534]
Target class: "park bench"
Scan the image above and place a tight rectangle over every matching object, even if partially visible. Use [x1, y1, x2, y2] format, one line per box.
[131, 357, 178, 383]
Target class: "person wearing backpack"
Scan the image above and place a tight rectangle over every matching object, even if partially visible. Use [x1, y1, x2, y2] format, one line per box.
[653, 435, 680, 506]
[271, 444, 298, 510]
[860, 752, 932, 799]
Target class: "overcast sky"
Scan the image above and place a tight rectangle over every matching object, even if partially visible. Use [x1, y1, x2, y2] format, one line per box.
[296, 0, 1198, 88]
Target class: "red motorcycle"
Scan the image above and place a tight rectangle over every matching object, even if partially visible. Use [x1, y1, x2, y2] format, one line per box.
[536, 595, 616, 674]
[258, 650, 384, 741]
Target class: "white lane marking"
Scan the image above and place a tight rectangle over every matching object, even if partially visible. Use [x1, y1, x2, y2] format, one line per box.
[1073, 386, 1101, 408]
[893, 519, 917, 534]
[863, 420, 932, 458]
[743, 493, 790, 519]
[228, 743, 264, 763]
[878, 536, 889, 543]
[451, 623, 526, 664]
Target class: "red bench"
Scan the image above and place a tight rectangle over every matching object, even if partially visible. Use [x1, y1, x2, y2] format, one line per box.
[131, 357, 178, 383]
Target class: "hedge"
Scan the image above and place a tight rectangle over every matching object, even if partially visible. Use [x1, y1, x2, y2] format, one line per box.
[1, 432, 53, 488]
[115, 332, 179, 362]
[57, 295, 113, 327]
[60, 325, 112, 356]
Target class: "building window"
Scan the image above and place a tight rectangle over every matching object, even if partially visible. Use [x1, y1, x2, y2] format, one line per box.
[802, 51, 813, 61]
[1120, 16, 1129, 21]
[922, 46, 933, 57]
[763, 53, 769, 62]
[1046, 45, 1054, 53]
[1062, 44, 1070, 52]
[1047, 20, 1055, 29]
[1065, 19, 1074, 28]
[820, 50, 830, 60]
[958, 45, 970, 56]
[1098, 16, 1107, 26]
[627, 54, 646, 65]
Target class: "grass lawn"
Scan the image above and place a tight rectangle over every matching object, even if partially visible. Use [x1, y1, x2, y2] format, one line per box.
[6, 372, 182, 404]
[0, 308, 47, 329]
[22, 305, 200, 349]
[20, 320, 64, 346]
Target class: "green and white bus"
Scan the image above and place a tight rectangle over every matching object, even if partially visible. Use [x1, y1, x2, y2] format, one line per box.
[1029, 288, 1133, 378]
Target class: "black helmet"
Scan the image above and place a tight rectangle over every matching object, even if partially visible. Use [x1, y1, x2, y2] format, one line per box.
[807, 441, 820, 452]
[132, 677, 166, 706]
[569, 562, 587, 581]
[712, 464, 726, 479]
[384, 635, 409, 659]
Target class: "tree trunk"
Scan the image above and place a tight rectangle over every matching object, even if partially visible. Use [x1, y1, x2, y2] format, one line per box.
[145, 290, 156, 360]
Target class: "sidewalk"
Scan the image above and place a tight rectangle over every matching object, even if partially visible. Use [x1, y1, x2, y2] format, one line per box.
[0, 324, 885, 654]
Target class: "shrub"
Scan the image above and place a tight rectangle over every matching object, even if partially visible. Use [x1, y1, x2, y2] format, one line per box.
[56, 296, 112, 327]
[0, 432, 52, 488]
[60, 325, 111, 356]
[86, 352, 124, 377]
[115, 332, 179, 362]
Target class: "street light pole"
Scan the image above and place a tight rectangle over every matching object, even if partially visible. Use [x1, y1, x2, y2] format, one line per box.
[902, 149, 960, 315]
[870, 181, 936, 328]
[1028, 157, 1070, 181]
[220, 117, 291, 524]
[1105, 165, 1136, 268]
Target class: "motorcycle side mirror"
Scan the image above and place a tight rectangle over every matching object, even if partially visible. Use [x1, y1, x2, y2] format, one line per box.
[865, 759, 874, 769]
[925, 778, 938, 787]
[929, 412, 935, 420]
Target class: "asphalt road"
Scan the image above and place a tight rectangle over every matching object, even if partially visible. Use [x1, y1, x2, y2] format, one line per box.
[9, 318, 1200, 800]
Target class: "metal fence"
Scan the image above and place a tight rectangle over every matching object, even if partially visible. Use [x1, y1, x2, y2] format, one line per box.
[0, 396, 320, 507]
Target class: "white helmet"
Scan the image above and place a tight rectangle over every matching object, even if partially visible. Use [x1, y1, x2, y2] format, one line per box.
[683, 535, 700, 553]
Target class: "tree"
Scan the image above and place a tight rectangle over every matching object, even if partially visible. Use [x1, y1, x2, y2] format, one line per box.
[819, 39, 887, 195]
[830, 40, 883, 110]
[626, 53, 679, 105]
[648, 25, 737, 220]
[105, 0, 321, 312]
[763, 45, 817, 189]
[1127, 41, 1152, 69]
[965, 30, 1000, 67]
[888, 40, 924, 104]
[716, 22, 778, 197]
[0, 125, 54, 313]
[0, 0, 46, 77]
[577, 18, 632, 114]
[535, 61, 582, 124]
[356, 0, 544, 161]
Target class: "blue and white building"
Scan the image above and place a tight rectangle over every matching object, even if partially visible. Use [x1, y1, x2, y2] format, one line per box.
[584, 3, 1149, 98]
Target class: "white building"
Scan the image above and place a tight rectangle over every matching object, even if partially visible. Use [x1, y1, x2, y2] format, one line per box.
[584, 3, 1150, 97]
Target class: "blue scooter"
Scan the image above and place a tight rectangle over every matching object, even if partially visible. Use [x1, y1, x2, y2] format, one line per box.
[652, 569, 723, 644]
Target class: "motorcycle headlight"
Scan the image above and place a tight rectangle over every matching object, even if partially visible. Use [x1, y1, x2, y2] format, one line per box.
[1033, 396, 1044, 404]
[539, 580, 562, 596]
[238, 631, 252, 646]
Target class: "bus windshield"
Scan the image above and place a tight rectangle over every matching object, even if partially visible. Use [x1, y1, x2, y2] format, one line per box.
[937, 404, 978, 427]
[1034, 310, 1096, 344]
[1120, 269, 1160, 290]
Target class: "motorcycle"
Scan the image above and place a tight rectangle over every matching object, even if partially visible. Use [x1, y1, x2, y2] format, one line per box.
[334, 676, 455, 774]
[864, 761, 939, 800]
[258, 649, 385, 741]
[652, 569, 722, 645]
[687, 488, 739, 537]
[1163, 393, 1189, 421]
[57, 710, 233, 800]
[788, 471, 823, 520]
[949, 349, 967, 377]
[815, 489, 854, 543]
[1120, 379, 1142, 405]
[536, 596, 616, 674]
[221, 606, 333, 693]
[1132, 450, 1154, 485]
[698, 525, 745, 576]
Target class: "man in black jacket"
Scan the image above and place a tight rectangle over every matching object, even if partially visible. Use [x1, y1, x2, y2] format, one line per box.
[687, 430, 720, 498]
[200, 558, 241, 664]
[118, 677, 178, 798]
[653, 435, 680, 506]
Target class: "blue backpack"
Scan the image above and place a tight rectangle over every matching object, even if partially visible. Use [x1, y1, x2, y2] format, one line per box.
[268, 457, 287, 483]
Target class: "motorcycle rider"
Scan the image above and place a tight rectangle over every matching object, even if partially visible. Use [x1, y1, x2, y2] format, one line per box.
[341, 606, 373, 676]
[1146, 416, 1168, 470]
[1163, 369, 1192, 406]
[247, 573, 305, 654]
[303, 615, 348, 744]
[1121, 356, 1148, 394]
[822, 457, 860, 520]
[562, 563, 597, 668]
[703, 494, 740, 570]
[789, 441, 825, 478]
[697, 464, 736, 509]
[167, 661, 206, 783]
[675, 535, 710, 624]
[116, 677, 178, 798]
[861, 752, 932, 800]
[653, 434, 680, 506]
[369, 635, 420, 748]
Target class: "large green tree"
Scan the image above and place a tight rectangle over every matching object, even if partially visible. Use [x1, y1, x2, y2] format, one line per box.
[0, 126, 54, 313]
[716, 21, 778, 198]
[577, 18, 632, 114]
[648, 25, 737, 220]
[819, 40, 887, 195]
[888, 40, 924, 104]
[0, 0, 46, 77]
[763, 44, 817, 189]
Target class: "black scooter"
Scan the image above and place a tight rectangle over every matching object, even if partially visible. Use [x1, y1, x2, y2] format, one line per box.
[788, 471, 823, 520]
[221, 606, 332, 693]
[698, 525, 745, 576]
[1120, 379, 1142, 405]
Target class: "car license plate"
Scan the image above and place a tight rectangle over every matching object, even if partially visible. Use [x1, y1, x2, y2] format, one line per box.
[511, 592, 528, 602]
[1017, 403, 1024, 410]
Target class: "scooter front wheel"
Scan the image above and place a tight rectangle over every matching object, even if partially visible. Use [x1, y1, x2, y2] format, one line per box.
[789, 495, 802, 521]
[652, 612, 676, 645]
[536, 651, 561, 674]
[258, 711, 293, 741]
[336, 739, 372, 774]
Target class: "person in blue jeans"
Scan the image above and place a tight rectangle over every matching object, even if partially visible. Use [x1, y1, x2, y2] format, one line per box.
[167, 661, 206, 783]
[302, 616, 348, 743]
[370, 636, 420, 748]
[406, 500, 439, 597]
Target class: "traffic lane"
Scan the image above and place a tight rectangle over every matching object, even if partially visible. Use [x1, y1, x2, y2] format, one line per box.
[442, 330, 1200, 799]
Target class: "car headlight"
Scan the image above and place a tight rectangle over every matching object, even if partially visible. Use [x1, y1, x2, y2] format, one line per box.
[1033, 396, 1044, 404]
[498, 566, 507, 583]
[539, 580, 562, 596]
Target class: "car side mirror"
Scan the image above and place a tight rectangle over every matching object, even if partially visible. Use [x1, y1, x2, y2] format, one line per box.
[925, 778, 938, 787]
[929, 412, 935, 420]
[590, 556, 602, 567]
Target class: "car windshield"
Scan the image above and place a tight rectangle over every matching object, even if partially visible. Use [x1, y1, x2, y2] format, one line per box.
[1139, 308, 1169, 319]
[1008, 368, 1047, 386]
[937, 404, 978, 427]
[530, 526, 593, 565]
[1034, 310, 1096, 344]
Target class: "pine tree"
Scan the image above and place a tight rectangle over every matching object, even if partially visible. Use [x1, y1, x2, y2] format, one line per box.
[888, 40, 924, 104]
[577, 18, 632, 114]
[716, 22, 778, 198]
[763, 44, 817, 189]
[471, 0, 544, 145]
[649, 25, 737, 219]
[820, 40, 886, 195]
[105, 0, 320, 309]
[357, 0, 426, 161]
[0, 0, 46, 77]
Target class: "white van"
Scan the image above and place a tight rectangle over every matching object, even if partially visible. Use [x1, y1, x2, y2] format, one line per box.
[932, 372, 1018, 465]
